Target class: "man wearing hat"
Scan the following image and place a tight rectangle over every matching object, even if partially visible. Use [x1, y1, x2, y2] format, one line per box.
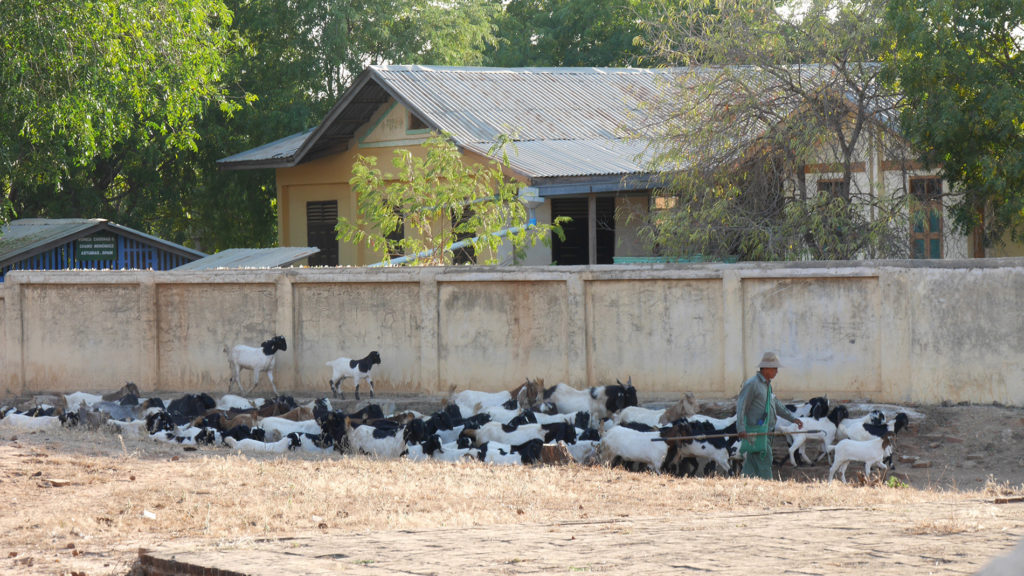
[736, 351, 803, 479]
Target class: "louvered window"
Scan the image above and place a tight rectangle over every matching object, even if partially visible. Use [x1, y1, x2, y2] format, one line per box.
[306, 201, 339, 266]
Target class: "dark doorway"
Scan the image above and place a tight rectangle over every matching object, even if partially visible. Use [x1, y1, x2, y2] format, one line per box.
[550, 197, 615, 265]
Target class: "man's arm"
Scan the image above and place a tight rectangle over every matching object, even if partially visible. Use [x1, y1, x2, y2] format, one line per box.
[735, 382, 751, 436]
[773, 396, 803, 429]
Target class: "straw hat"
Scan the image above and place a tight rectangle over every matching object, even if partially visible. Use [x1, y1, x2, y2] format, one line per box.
[758, 351, 782, 369]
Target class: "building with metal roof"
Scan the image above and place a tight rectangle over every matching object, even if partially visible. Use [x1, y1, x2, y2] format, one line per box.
[218, 65, 1010, 265]
[218, 65, 677, 266]
[0, 218, 207, 281]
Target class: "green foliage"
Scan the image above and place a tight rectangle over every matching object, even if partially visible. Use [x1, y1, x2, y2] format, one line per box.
[486, 0, 655, 67]
[884, 0, 1024, 247]
[630, 0, 912, 261]
[886, 474, 908, 489]
[0, 0, 245, 187]
[341, 133, 564, 265]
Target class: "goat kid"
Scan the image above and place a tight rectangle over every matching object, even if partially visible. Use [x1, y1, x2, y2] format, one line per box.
[225, 336, 287, 396]
[326, 351, 381, 400]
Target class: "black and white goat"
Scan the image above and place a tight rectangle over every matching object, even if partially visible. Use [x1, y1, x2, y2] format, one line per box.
[543, 378, 638, 420]
[225, 336, 288, 396]
[777, 405, 849, 467]
[597, 420, 690, 474]
[837, 409, 909, 442]
[326, 351, 381, 400]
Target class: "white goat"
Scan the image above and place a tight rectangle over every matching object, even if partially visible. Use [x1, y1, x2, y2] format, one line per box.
[216, 394, 263, 411]
[258, 416, 321, 442]
[225, 336, 287, 396]
[827, 433, 896, 483]
[224, 435, 298, 454]
[566, 439, 601, 465]
[598, 425, 677, 473]
[613, 406, 666, 428]
[432, 441, 479, 462]
[64, 392, 104, 410]
[326, 351, 381, 400]
[688, 413, 737, 429]
[0, 412, 64, 432]
[451, 389, 513, 416]
[347, 423, 408, 459]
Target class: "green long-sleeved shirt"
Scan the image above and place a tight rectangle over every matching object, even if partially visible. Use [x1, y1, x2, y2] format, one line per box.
[735, 372, 798, 434]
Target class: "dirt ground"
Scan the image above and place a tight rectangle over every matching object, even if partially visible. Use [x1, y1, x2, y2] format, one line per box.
[1, 396, 1023, 576]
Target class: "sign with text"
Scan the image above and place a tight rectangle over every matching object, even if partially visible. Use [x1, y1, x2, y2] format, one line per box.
[76, 234, 117, 261]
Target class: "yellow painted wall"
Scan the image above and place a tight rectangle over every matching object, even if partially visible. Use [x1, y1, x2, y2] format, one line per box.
[274, 98, 534, 266]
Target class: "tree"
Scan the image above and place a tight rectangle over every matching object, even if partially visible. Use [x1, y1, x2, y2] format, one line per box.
[884, 0, 1024, 249]
[2, 0, 499, 250]
[486, 0, 654, 67]
[630, 0, 914, 261]
[340, 134, 565, 265]
[0, 0, 247, 231]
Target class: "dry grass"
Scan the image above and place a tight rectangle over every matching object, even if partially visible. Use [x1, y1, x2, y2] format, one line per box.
[3, 423, 1024, 575]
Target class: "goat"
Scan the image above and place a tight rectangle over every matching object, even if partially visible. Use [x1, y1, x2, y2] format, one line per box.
[670, 419, 735, 476]
[102, 382, 141, 402]
[836, 409, 887, 442]
[462, 421, 546, 447]
[450, 387, 515, 416]
[432, 440, 480, 462]
[477, 439, 544, 465]
[0, 411, 69, 432]
[225, 335, 288, 396]
[224, 434, 300, 454]
[542, 378, 638, 420]
[405, 434, 443, 461]
[216, 394, 262, 411]
[613, 405, 668, 428]
[828, 432, 896, 483]
[152, 426, 219, 446]
[258, 416, 321, 442]
[326, 351, 381, 400]
[347, 421, 423, 459]
[777, 405, 848, 467]
[658, 392, 700, 424]
[840, 411, 909, 442]
[166, 393, 217, 426]
[597, 420, 690, 474]
[786, 396, 830, 420]
[688, 413, 737, 430]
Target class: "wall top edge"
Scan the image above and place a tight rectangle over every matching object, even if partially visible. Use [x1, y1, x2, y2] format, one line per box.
[3, 257, 1023, 285]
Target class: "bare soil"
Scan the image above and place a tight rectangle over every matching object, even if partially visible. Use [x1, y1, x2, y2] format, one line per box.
[1, 397, 1023, 576]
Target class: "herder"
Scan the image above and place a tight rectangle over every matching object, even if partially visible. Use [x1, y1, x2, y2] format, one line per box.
[736, 352, 804, 479]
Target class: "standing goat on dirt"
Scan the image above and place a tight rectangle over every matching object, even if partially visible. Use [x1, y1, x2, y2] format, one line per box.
[326, 351, 382, 400]
[225, 336, 288, 396]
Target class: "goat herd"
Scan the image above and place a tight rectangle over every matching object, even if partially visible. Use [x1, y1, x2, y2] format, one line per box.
[0, 370, 912, 483]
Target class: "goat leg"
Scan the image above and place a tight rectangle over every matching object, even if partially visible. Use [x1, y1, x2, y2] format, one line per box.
[268, 372, 279, 398]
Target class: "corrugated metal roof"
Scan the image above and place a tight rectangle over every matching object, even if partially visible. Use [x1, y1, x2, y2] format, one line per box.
[217, 66, 670, 183]
[217, 129, 314, 168]
[173, 247, 321, 271]
[461, 138, 654, 179]
[377, 66, 666, 143]
[217, 64, 895, 187]
[0, 218, 206, 267]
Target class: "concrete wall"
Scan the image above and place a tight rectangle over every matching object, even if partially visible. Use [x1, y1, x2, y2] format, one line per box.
[2, 260, 1023, 405]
